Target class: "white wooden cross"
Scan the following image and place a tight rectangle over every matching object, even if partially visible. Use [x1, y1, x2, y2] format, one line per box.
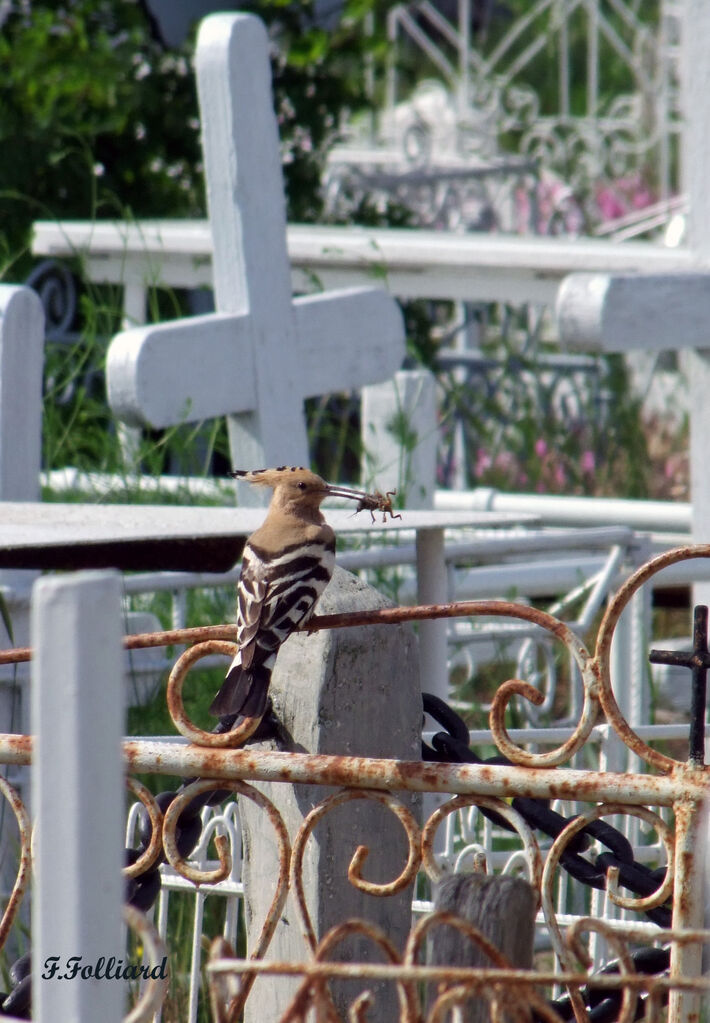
[106, 13, 404, 504]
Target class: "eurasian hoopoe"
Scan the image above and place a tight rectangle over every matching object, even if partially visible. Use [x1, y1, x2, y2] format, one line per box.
[209, 466, 373, 719]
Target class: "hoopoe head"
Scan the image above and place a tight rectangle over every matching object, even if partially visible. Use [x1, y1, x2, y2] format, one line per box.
[231, 466, 367, 515]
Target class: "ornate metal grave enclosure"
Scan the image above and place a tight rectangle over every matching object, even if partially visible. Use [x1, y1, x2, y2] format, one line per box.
[364, 0, 682, 230]
[1, 545, 710, 1021]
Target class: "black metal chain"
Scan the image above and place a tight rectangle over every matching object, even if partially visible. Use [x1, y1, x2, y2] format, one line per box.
[549, 945, 670, 1023]
[422, 691, 672, 1022]
[0, 953, 31, 1018]
[422, 692, 672, 928]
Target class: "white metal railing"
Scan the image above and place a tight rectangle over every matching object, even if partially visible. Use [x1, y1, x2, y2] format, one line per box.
[380, 1, 681, 207]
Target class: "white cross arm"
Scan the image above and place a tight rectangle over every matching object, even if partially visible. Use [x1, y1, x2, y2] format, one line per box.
[557, 273, 710, 353]
[293, 286, 404, 394]
[107, 312, 250, 428]
[107, 286, 405, 429]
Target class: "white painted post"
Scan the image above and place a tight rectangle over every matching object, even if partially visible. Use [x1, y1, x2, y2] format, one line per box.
[416, 527, 450, 701]
[31, 571, 125, 1023]
[360, 366, 447, 699]
[0, 285, 44, 504]
[196, 11, 302, 478]
[106, 13, 405, 505]
[681, 0, 710, 609]
[0, 284, 44, 738]
[681, 5, 710, 990]
[556, 274, 710, 356]
[361, 368, 438, 507]
[117, 280, 148, 467]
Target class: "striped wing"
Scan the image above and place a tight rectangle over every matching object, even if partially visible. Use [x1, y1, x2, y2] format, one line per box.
[236, 537, 335, 672]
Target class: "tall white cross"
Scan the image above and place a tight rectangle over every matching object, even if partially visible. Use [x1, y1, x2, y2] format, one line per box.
[106, 13, 404, 503]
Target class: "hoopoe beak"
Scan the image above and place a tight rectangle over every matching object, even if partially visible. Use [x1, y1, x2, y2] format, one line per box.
[321, 483, 371, 502]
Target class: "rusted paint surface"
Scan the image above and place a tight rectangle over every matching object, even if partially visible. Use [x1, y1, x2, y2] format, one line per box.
[163, 779, 234, 886]
[124, 777, 164, 879]
[0, 594, 596, 665]
[0, 734, 33, 763]
[207, 951, 710, 988]
[123, 904, 170, 1023]
[0, 728, 542, 799]
[206, 936, 710, 1023]
[540, 802, 676, 1023]
[421, 795, 543, 896]
[165, 639, 261, 747]
[0, 775, 31, 953]
[119, 740, 701, 805]
[668, 797, 708, 1023]
[0, 622, 238, 665]
[289, 789, 422, 955]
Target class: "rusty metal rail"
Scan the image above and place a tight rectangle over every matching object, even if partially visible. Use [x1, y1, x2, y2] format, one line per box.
[1, 544, 710, 1022]
[0, 598, 598, 666]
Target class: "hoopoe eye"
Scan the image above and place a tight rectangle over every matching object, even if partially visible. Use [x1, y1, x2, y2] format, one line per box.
[297, 481, 307, 490]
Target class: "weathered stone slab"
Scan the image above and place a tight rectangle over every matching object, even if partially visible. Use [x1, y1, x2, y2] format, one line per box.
[240, 566, 421, 1021]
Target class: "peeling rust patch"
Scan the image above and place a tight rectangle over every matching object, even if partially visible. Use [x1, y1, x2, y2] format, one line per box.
[119, 741, 691, 806]
[0, 734, 33, 764]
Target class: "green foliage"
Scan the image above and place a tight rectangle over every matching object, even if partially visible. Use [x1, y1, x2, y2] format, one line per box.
[2, 0, 393, 483]
[0, 2, 202, 271]
[0, 0, 385, 272]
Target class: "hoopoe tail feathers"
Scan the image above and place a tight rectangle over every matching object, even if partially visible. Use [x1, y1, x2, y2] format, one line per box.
[208, 663, 271, 719]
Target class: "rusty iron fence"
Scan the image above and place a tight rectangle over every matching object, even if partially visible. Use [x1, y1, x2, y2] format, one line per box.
[1, 545, 710, 1021]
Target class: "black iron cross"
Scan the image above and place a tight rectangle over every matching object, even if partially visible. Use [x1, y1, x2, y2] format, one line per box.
[649, 605, 710, 767]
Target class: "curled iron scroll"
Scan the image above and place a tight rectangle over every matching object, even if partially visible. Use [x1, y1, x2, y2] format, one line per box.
[166, 640, 262, 747]
[595, 545, 710, 772]
[290, 788, 422, 954]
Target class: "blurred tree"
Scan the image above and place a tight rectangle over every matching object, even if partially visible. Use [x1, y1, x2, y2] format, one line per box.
[0, 0, 383, 273]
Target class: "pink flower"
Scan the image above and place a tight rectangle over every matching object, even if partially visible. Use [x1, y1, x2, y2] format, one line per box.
[534, 438, 548, 458]
[581, 450, 595, 473]
[596, 187, 626, 221]
[475, 449, 492, 475]
[494, 451, 515, 473]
